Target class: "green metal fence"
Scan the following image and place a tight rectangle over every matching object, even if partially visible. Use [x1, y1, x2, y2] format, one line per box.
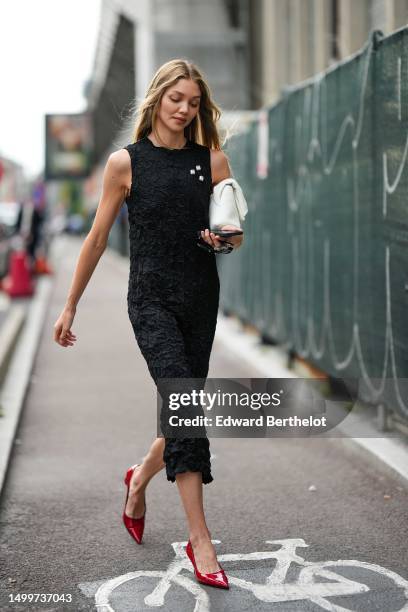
[218, 28, 408, 421]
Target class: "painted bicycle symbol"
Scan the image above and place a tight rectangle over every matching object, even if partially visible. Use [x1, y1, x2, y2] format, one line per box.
[95, 538, 408, 611]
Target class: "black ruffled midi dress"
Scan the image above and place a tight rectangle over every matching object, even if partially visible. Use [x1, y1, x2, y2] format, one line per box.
[123, 135, 220, 484]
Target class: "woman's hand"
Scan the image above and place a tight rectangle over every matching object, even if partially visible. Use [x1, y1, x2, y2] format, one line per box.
[200, 225, 244, 251]
[53, 306, 77, 348]
[220, 224, 244, 249]
[200, 229, 225, 250]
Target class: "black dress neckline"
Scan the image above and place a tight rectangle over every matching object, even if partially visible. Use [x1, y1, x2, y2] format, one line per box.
[143, 135, 193, 151]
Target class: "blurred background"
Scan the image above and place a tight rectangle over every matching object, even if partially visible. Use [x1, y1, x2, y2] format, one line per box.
[1, 3, 408, 609]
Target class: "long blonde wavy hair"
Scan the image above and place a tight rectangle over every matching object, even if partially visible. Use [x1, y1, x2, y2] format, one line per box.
[132, 59, 223, 150]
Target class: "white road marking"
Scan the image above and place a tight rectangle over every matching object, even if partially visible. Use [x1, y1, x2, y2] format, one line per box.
[77, 537, 408, 611]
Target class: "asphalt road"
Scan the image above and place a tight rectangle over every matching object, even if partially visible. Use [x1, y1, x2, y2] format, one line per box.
[0, 236, 407, 611]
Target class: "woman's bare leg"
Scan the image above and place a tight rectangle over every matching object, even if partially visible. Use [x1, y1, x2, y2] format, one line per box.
[125, 437, 165, 518]
[176, 471, 221, 574]
[126, 440, 221, 574]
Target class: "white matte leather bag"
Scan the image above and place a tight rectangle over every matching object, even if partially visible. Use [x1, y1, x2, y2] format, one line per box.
[209, 177, 248, 231]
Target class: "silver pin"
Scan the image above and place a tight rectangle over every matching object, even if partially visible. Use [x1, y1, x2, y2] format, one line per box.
[199, 175, 204, 181]
[196, 165, 201, 170]
[190, 169, 195, 174]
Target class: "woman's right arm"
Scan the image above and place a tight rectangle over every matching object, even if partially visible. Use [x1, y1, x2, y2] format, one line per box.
[53, 149, 132, 347]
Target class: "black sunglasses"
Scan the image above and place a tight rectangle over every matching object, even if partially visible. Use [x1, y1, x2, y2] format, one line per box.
[196, 236, 234, 255]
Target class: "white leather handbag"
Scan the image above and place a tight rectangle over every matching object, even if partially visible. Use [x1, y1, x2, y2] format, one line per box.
[209, 177, 248, 230]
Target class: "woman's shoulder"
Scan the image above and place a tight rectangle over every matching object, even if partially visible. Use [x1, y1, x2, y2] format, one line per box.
[110, 138, 145, 168]
[108, 148, 133, 172]
[210, 149, 231, 184]
[209, 148, 228, 163]
[102, 148, 133, 194]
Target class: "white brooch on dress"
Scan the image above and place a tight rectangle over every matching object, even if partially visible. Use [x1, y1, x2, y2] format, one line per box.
[190, 165, 204, 181]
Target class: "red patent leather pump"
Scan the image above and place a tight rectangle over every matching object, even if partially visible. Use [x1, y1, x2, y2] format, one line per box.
[122, 463, 146, 544]
[185, 540, 229, 589]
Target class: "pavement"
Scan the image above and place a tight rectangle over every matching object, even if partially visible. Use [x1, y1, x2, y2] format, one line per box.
[0, 234, 407, 611]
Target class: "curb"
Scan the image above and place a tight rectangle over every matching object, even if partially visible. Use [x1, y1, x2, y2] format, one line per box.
[0, 304, 26, 388]
[0, 276, 53, 495]
[0, 236, 65, 497]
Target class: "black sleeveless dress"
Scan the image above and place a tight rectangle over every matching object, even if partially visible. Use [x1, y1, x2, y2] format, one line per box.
[123, 135, 220, 485]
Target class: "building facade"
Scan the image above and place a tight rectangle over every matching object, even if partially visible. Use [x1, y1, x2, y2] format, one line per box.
[0, 156, 28, 203]
[251, 0, 408, 108]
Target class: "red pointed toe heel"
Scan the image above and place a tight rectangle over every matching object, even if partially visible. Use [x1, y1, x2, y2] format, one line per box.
[122, 463, 146, 545]
[185, 540, 229, 589]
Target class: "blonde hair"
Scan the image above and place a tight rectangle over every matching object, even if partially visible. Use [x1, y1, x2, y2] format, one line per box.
[132, 59, 222, 150]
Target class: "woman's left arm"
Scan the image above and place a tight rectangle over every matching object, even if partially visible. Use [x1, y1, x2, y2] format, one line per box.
[200, 149, 244, 251]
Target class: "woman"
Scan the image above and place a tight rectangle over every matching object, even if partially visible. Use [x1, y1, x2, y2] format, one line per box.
[53, 59, 244, 590]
